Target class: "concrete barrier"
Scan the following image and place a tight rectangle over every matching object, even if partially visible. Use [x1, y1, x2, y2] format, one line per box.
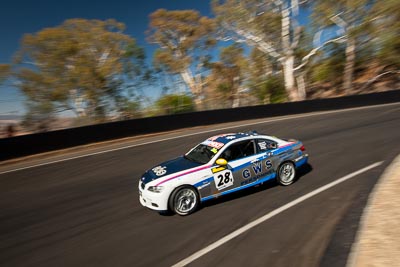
[1, 89, 399, 161]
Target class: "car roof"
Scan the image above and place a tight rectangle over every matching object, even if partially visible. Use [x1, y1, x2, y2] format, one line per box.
[201, 131, 278, 147]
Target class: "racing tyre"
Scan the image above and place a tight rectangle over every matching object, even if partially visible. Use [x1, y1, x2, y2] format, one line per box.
[169, 186, 199, 216]
[277, 162, 296, 186]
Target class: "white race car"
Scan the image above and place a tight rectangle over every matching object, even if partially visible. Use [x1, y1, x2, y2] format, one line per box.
[139, 131, 308, 216]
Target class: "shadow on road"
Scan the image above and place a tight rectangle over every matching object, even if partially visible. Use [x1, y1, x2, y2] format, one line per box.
[203, 163, 313, 209]
[160, 163, 313, 216]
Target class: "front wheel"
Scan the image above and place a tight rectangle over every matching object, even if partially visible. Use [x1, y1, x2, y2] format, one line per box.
[169, 186, 199, 216]
[277, 162, 296, 186]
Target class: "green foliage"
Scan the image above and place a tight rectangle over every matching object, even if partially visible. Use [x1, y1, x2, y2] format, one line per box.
[148, 9, 215, 100]
[310, 44, 345, 84]
[118, 98, 142, 119]
[250, 75, 286, 104]
[371, 0, 400, 68]
[206, 44, 248, 107]
[21, 101, 55, 132]
[148, 9, 216, 53]
[13, 18, 146, 123]
[155, 94, 195, 115]
[377, 34, 400, 67]
[212, 0, 282, 50]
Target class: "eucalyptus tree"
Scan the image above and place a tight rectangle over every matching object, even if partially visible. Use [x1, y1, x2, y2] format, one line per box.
[313, 0, 376, 92]
[148, 9, 216, 108]
[370, 0, 400, 68]
[213, 0, 346, 101]
[207, 44, 248, 108]
[13, 19, 145, 123]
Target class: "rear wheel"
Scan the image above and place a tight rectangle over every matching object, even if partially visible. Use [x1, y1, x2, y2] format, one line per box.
[169, 186, 199, 216]
[277, 162, 296, 186]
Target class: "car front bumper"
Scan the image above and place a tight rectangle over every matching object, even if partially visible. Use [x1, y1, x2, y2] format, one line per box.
[138, 184, 169, 211]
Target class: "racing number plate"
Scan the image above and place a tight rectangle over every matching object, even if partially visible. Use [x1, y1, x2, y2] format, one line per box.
[213, 170, 234, 190]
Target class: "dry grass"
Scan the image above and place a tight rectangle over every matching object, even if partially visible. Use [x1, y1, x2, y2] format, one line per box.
[348, 155, 400, 267]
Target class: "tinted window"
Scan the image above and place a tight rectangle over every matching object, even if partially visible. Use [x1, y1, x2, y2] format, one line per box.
[185, 144, 218, 164]
[220, 140, 256, 161]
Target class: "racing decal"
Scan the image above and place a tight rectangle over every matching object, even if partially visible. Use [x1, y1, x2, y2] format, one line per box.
[242, 160, 273, 180]
[203, 140, 225, 149]
[214, 170, 234, 190]
[252, 161, 263, 175]
[152, 166, 167, 176]
[197, 182, 211, 190]
[208, 133, 235, 141]
[242, 169, 251, 179]
[210, 148, 218, 154]
[266, 160, 273, 169]
[258, 141, 267, 150]
[155, 164, 211, 186]
[212, 166, 226, 173]
[278, 142, 296, 149]
[202, 173, 277, 202]
[195, 177, 213, 190]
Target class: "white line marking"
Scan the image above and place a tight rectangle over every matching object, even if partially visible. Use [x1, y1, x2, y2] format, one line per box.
[171, 161, 383, 267]
[1, 102, 398, 174]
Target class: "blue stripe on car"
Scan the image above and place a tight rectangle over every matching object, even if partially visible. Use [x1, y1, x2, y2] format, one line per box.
[194, 177, 214, 188]
[295, 157, 308, 168]
[201, 173, 276, 201]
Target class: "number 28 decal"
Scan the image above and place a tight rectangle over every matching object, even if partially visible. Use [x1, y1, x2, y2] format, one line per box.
[214, 170, 234, 190]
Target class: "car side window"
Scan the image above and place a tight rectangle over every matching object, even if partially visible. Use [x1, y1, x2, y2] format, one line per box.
[221, 140, 256, 161]
[256, 139, 277, 153]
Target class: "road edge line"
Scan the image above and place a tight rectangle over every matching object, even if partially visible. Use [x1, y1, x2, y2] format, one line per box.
[347, 155, 400, 267]
[172, 161, 383, 267]
[2, 102, 398, 174]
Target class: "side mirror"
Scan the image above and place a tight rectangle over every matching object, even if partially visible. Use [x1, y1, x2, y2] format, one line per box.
[216, 158, 228, 166]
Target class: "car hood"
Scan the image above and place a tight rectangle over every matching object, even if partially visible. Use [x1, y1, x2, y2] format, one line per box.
[140, 156, 202, 185]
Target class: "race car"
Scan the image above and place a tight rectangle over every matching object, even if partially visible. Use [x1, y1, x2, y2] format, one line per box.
[139, 131, 308, 216]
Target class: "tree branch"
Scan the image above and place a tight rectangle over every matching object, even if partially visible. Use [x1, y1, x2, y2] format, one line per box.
[293, 35, 346, 72]
[359, 70, 400, 91]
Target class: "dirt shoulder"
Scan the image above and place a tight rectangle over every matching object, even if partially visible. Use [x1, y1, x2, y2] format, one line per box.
[348, 154, 400, 267]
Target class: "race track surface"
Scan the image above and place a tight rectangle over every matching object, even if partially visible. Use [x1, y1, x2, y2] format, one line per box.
[1, 103, 400, 267]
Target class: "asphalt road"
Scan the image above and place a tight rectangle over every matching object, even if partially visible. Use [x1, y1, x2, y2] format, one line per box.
[1, 103, 400, 267]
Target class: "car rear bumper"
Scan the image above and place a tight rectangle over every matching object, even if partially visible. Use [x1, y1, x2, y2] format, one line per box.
[295, 153, 309, 168]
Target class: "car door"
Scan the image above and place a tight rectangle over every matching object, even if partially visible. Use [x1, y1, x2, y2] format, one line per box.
[251, 138, 281, 180]
[209, 139, 260, 196]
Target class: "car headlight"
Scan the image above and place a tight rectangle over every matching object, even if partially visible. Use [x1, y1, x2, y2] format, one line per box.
[148, 186, 164, 193]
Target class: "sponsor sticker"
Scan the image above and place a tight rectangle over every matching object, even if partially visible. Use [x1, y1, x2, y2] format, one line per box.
[258, 141, 267, 150]
[152, 166, 167, 176]
[212, 166, 226, 173]
[203, 140, 225, 149]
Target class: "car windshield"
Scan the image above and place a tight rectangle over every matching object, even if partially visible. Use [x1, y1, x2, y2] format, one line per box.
[185, 144, 218, 164]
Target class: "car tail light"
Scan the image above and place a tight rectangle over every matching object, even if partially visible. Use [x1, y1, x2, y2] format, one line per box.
[300, 145, 305, 151]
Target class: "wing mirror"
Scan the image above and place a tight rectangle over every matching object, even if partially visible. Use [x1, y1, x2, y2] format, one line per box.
[216, 158, 228, 166]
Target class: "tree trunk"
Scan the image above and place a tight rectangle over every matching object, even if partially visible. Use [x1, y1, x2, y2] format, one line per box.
[343, 37, 356, 93]
[232, 89, 240, 108]
[283, 55, 299, 101]
[180, 69, 203, 109]
[296, 72, 306, 100]
[281, 6, 301, 102]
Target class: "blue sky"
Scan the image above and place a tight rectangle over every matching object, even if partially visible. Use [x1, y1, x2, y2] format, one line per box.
[0, 1, 314, 117]
[0, 0, 212, 116]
